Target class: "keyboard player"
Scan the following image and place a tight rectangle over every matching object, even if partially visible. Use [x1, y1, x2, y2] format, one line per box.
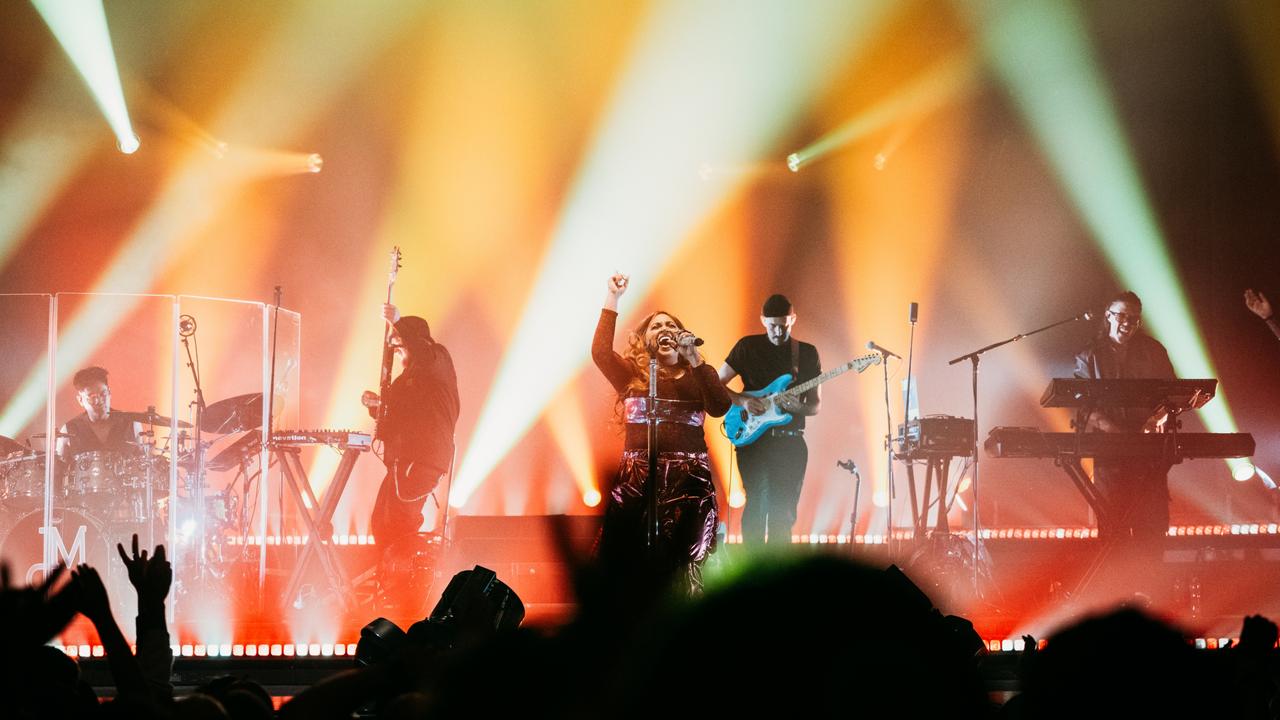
[1074, 291, 1176, 538]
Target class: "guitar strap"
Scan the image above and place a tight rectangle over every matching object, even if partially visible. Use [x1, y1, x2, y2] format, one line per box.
[790, 337, 800, 380]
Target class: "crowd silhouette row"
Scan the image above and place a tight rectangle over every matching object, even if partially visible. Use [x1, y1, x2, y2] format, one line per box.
[3, 524, 1280, 719]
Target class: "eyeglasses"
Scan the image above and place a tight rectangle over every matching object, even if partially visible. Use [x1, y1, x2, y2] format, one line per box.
[1106, 310, 1141, 325]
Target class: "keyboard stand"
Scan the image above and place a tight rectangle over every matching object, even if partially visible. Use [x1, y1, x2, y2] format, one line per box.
[276, 445, 363, 610]
[902, 454, 956, 537]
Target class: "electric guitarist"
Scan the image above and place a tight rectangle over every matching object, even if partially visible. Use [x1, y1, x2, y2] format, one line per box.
[718, 293, 820, 546]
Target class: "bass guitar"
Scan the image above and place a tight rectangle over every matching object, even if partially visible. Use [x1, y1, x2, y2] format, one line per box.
[375, 246, 402, 440]
[724, 352, 881, 447]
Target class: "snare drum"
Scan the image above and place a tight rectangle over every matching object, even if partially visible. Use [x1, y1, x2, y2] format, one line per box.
[0, 452, 47, 508]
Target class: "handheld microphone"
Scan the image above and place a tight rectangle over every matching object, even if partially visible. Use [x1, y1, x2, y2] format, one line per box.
[909, 302, 918, 324]
[866, 340, 902, 360]
[659, 331, 704, 348]
[678, 330, 704, 347]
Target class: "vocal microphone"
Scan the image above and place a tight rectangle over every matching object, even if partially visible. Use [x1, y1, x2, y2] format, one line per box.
[659, 331, 704, 348]
[178, 314, 197, 337]
[909, 302, 918, 324]
[865, 340, 902, 359]
[1074, 308, 1098, 322]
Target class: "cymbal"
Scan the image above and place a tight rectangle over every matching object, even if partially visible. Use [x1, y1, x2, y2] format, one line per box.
[0, 434, 25, 455]
[202, 393, 263, 434]
[115, 409, 194, 429]
[207, 431, 263, 471]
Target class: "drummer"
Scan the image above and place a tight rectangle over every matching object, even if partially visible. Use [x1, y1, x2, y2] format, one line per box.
[55, 366, 142, 462]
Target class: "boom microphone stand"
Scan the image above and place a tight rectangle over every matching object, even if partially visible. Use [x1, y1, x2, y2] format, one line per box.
[178, 314, 207, 583]
[874, 345, 898, 560]
[947, 309, 1094, 597]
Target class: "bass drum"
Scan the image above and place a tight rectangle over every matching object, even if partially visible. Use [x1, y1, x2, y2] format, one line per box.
[0, 507, 110, 586]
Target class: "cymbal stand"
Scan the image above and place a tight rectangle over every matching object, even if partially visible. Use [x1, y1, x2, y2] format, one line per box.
[139, 424, 157, 552]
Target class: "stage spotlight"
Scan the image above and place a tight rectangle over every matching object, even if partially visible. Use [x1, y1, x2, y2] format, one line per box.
[306, 153, 324, 173]
[583, 488, 602, 507]
[1257, 467, 1276, 490]
[117, 133, 140, 155]
[786, 152, 803, 172]
[32, 0, 138, 158]
[1232, 461, 1256, 482]
[873, 152, 887, 170]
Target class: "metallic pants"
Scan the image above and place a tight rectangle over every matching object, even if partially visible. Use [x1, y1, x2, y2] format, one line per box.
[599, 450, 717, 594]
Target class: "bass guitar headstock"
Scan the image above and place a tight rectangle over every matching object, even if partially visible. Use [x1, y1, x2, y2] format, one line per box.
[388, 246, 403, 285]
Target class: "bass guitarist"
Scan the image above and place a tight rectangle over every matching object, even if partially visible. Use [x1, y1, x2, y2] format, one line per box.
[718, 294, 821, 546]
[361, 303, 460, 548]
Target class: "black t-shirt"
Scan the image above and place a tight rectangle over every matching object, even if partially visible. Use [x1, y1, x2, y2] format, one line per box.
[724, 334, 821, 430]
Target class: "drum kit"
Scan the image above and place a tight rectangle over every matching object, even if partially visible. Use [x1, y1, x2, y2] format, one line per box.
[0, 396, 266, 587]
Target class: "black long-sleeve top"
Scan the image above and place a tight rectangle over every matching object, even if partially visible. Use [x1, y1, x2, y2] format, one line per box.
[1073, 333, 1176, 432]
[372, 343, 460, 477]
[592, 309, 731, 452]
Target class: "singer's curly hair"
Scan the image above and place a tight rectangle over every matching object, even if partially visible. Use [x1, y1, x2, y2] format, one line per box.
[613, 310, 693, 418]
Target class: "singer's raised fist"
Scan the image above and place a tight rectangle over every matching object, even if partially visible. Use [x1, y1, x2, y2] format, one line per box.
[608, 273, 629, 296]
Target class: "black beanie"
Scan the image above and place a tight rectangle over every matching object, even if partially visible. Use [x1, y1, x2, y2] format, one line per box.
[394, 315, 432, 343]
[761, 294, 793, 317]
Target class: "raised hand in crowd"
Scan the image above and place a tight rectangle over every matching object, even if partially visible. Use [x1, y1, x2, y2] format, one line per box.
[71, 563, 150, 699]
[1236, 613, 1278, 657]
[118, 533, 176, 702]
[0, 562, 78, 649]
[1244, 289, 1273, 320]
[117, 533, 173, 609]
[70, 564, 113, 626]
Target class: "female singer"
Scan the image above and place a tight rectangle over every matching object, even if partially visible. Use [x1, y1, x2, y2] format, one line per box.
[591, 272, 731, 593]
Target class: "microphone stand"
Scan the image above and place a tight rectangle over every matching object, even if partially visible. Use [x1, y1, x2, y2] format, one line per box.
[179, 319, 207, 584]
[904, 306, 917, 535]
[646, 357, 660, 554]
[947, 310, 1091, 598]
[837, 460, 862, 555]
[876, 348, 897, 561]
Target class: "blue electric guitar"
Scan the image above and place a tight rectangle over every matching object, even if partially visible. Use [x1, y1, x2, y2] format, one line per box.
[724, 352, 882, 447]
